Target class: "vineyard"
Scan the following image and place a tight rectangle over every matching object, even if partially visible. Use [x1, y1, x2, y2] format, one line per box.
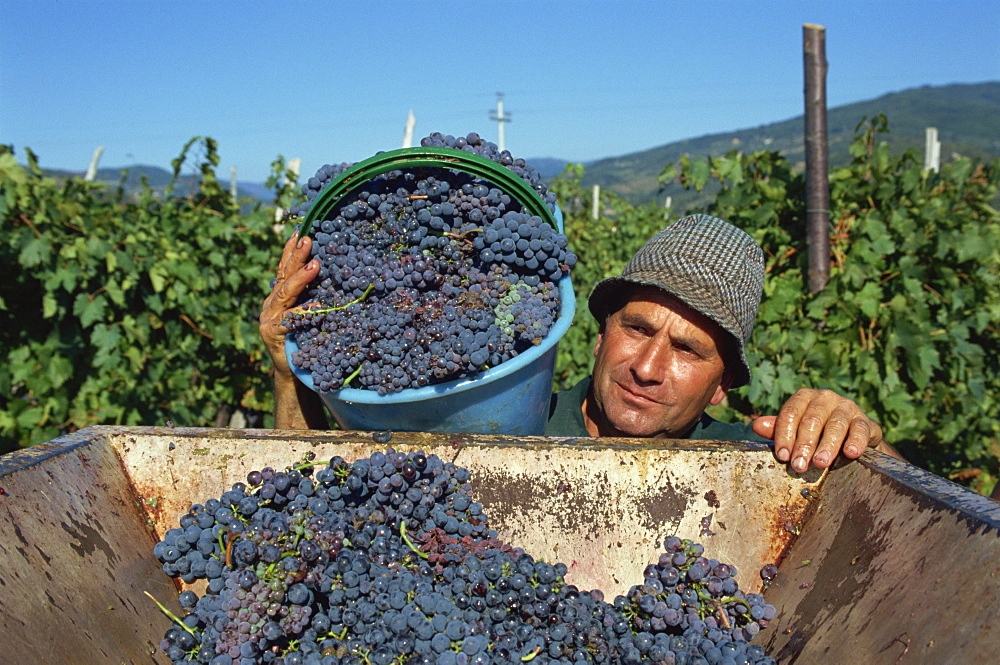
[2, 118, 998, 493]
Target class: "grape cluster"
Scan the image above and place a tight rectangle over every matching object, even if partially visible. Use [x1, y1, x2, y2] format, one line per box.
[154, 448, 778, 665]
[281, 132, 577, 395]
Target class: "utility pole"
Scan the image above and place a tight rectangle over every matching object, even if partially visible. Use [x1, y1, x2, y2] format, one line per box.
[489, 93, 512, 152]
[231, 166, 238, 204]
[402, 109, 416, 148]
[803, 23, 830, 293]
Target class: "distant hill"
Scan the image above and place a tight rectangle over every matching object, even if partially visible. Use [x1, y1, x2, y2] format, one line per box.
[42, 163, 272, 204]
[524, 157, 573, 180]
[38, 82, 998, 209]
[547, 81, 1000, 207]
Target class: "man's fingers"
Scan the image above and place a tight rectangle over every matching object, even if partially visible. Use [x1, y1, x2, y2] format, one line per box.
[275, 232, 312, 284]
[751, 416, 777, 440]
[772, 391, 808, 461]
[259, 231, 318, 340]
[811, 406, 857, 468]
[774, 390, 829, 465]
[273, 258, 319, 308]
[840, 419, 870, 459]
[264, 232, 317, 318]
[275, 230, 300, 280]
[842, 415, 882, 458]
[762, 390, 885, 471]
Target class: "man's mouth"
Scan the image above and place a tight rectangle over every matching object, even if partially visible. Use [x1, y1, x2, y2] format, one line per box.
[615, 380, 659, 406]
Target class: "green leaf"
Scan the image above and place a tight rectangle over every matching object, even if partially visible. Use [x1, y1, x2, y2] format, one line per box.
[73, 292, 108, 328]
[19, 235, 50, 267]
[690, 159, 711, 192]
[46, 355, 73, 390]
[907, 345, 940, 390]
[42, 293, 59, 318]
[857, 282, 882, 320]
[149, 265, 167, 293]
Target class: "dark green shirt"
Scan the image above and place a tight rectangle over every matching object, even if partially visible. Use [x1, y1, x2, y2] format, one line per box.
[545, 376, 767, 442]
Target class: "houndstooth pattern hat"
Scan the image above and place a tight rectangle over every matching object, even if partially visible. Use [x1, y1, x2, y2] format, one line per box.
[587, 214, 765, 387]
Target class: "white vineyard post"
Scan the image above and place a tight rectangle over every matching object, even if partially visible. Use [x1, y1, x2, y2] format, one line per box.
[84, 146, 104, 181]
[924, 127, 941, 172]
[274, 157, 302, 229]
[403, 110, 416, 148]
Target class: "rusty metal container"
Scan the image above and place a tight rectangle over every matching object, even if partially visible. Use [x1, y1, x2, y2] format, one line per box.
[0, 425, 997, 664]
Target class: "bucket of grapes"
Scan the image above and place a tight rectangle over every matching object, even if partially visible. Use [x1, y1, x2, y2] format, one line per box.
[283, 132, 576, 434]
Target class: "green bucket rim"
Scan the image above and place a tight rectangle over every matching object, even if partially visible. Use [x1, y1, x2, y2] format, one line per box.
[301, 147, 556, 229]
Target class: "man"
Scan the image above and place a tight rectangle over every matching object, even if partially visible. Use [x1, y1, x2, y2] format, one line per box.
[544, 214, 901, 470]
[260, 214, 901, 471]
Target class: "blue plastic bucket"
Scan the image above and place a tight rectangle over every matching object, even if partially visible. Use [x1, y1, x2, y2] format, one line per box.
[286, 198, 575, 435]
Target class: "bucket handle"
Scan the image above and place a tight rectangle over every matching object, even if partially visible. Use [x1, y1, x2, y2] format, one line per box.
[302, 147, 556, 229]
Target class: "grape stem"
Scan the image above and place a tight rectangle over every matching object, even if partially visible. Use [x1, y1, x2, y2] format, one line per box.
[444, 227, 484, 243]
[224, 530, 236, 568]
[300, 283, 376, 316]
[340, 364, 363, 389]
[143, 591, 197, 636]
[400, 520, 429, 560]
[521, 646, 542, 662]
[712, 600, 732, 629]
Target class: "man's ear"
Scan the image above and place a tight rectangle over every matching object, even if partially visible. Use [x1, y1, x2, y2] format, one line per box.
[709, 367, 734, 406]
[593, 319, 607, 357]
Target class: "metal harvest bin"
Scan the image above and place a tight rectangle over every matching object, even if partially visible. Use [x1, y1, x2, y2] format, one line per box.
[0, 426, 997, 664]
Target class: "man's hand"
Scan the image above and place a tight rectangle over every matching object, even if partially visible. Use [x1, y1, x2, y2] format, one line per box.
[751, 389, 902, 472]
[259, 230, 319, 377]
[259, 230, 328, 430]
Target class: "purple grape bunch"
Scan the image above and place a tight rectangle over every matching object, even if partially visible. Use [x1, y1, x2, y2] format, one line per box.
[281, 132, 577, 396]
[153, 449, 778, 665]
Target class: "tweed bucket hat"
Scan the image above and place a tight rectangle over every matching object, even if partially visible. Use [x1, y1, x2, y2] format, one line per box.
[588, 214, 765, 387]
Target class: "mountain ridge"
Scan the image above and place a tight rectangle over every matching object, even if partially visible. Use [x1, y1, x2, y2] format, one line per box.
[39, 82, 999, 206]
[544, 81, 1000, 205]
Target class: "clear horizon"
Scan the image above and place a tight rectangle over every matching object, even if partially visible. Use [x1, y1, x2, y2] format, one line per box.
[3, 0, 998, 182]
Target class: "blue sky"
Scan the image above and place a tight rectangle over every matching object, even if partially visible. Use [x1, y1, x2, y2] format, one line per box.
[3, 1, 997, 183]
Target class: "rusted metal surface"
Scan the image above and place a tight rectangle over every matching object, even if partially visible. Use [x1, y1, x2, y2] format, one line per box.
[0, 430, 178, 664]
[25, 426, 994, 664]
[761, 451, 1000, 664]
[107, 425, 817, 597]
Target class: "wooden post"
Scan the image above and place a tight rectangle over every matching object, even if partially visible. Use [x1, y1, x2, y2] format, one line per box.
[803, 24, 830, 293]
[592, 184, 600, 220]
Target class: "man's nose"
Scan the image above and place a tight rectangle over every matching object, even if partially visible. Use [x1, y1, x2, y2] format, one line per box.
[631, 338, 670, 384]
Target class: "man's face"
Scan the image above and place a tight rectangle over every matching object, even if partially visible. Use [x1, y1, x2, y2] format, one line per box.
[586, 286, 731, 438]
